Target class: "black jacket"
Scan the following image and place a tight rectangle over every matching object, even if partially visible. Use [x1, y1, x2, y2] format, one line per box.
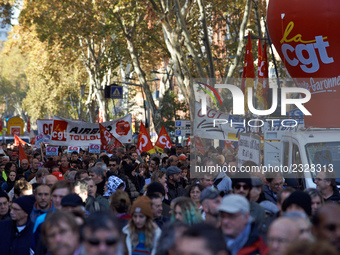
[166, 180, 184, 203]
[0, 218, 34, 255]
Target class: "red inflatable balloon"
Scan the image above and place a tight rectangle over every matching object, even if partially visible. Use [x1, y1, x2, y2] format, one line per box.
[267, 0, 340, 128]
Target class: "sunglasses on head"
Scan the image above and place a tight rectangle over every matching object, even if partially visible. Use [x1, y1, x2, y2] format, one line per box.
[234, 183, 250, 190]
[86, 238, 118, 246]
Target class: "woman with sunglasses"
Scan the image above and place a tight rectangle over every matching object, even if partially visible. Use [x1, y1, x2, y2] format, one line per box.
[123, 196, 161, 255]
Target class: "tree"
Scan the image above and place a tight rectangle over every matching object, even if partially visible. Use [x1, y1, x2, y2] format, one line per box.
[17, 0, 128, 122]
[4, 26, 88, 120]
[0, 42, 28, 121]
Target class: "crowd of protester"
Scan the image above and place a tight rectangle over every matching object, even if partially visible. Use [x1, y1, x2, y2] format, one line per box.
[0, 142, 339, 255]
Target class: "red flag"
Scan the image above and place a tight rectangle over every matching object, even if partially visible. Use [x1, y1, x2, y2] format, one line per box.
[224, 140, 235, 150]
[27, 116, 31, 133]
[187, 137, 191, 146]
[136, 122, 156, 155]
[18, 142, 28, 165]
[99, 123, 122, 153]
[256, 39, 269, 108]
[97, 109, 104, 123]
[241, 31, 255, 113]
[155, 126, 172, 153]
[14, 134, 27, 146]
[194, 136, 206, 155]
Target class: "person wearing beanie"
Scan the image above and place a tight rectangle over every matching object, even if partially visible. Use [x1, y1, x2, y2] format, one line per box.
[232, 172, 265, 228]
[122, 196, 161, 255]
[282, 190, 312, 217]
[0, 195, 35, 255]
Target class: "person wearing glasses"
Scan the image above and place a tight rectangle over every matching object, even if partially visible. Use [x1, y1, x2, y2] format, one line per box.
[0, 195, 35, 255]
[81, 211, 123, 255]
[232, 172, 265, 228]
[263, 172, 284, 204]
[108, 158, 120, 175]
[314, 167, 340, 203]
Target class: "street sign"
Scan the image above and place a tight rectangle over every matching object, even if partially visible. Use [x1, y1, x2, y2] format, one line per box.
[175, 129, 190, 136]
[175, 120, 191, 128]
[110, 86, 123, 99]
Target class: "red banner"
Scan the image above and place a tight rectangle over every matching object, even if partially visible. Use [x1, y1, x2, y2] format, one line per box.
[99, 123, 122, 153]
[136, 122, 156, 155]
[19, 142, 28, 165]
[268, 0, 340, 127]
[155, 126, 172, 153]
[241, 31, 255, 113]
[256, 40, 268, 108]
[14, 134, 27, 146]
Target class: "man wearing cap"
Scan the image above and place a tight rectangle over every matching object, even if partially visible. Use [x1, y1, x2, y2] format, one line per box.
[166, 166, 184, 203]
[0, 195, 35, 255]
[0, 189, 10, 220]
[200, 187, 222, 228]
[232, 173, 265, 228]
[218, 194, 268, 255]
[178, 154, 187, 167]
[61, 193, 87, 221]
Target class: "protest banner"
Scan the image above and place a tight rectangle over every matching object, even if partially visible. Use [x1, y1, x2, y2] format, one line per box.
[48, 114, 132, 146]
[237, 133, 261, 168]
[99, 123, 122, 153]
[67, 146, 80, 154]
[89, 144, 101, 153]
[46, 146, 58, 156]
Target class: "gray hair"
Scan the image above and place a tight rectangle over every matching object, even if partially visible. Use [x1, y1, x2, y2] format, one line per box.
[94, 162, 107, 171]
[89, 166, 105, 178]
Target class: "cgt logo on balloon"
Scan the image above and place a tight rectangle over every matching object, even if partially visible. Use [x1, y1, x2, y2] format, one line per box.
[281, 21, 333, 74]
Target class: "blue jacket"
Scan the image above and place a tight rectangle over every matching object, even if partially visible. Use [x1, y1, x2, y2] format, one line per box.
[0, 218, 34, 255]
[30, 202, 55, 223]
